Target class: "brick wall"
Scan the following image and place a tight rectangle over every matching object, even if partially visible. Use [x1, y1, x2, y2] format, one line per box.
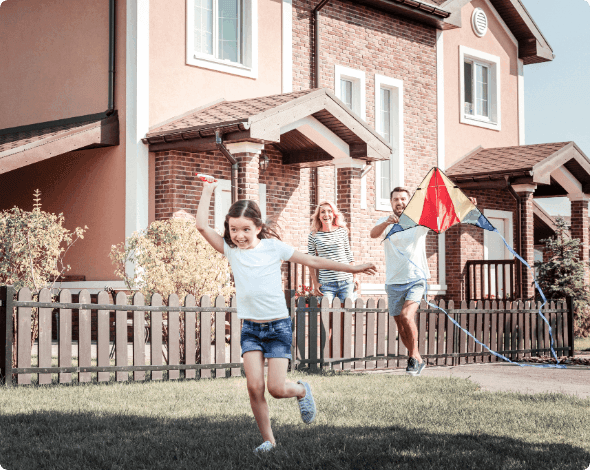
[570, 199, 589, 283]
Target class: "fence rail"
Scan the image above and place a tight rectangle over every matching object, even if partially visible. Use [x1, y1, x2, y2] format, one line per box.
[465, 259, 518, 301]
[0, 286, 575, 387]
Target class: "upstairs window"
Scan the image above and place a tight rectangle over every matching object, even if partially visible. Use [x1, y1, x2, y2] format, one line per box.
[460, 46, 500, 131]
[340, 79, 353, 110]
[334, 65, 366, 119]
[187, 0, 257, 78]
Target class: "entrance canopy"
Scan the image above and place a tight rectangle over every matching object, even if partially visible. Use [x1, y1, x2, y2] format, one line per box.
[143, 88, 392, 167]
[0, 112, 119, 175]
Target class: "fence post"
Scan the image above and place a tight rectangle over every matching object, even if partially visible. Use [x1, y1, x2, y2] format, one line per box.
[287, 289, 296, 372]
[566, 296, 574, 357]
[0, 285, 15, 387]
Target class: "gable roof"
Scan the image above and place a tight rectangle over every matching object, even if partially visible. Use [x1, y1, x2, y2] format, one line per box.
[144, 88, 392, 166]
[0, 112, 119, 175]
[439, 0, 553, 64]
[446, 142, 590, 197]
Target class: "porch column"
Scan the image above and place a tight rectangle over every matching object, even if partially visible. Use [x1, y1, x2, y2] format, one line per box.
[569, 194, 589, 284]
[336, 162, 363, 285]
[514, 184, 536, 299]
[225, 142, 265, 202]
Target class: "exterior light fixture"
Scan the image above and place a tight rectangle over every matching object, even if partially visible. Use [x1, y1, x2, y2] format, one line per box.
[259, 153, 270, 174]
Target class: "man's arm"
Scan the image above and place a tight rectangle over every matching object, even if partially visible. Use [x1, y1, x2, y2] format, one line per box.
[370, 214, 398, 239]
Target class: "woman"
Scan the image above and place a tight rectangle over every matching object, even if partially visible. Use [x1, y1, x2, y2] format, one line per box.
[307, 201, 357, 303]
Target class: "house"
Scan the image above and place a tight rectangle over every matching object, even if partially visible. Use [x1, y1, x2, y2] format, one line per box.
[1, 0, 587, 302]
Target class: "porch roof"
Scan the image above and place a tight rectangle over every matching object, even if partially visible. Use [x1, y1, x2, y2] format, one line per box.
[144, 88, 392, 167]
[446, 142, 590, 198]
[0, 112, 119, 175]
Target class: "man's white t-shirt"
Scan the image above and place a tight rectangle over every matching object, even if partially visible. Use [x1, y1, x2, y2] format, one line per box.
[224, 238, 295, 320]
[375, 217, 430, 285]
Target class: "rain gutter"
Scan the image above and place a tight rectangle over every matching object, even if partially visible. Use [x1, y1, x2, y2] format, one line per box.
[215, 130, 239, 204]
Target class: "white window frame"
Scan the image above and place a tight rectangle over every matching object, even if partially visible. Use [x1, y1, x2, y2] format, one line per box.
[459, 46, 500, 131]
[483, 209, 513, 260]
[334, 65, 366, 120]
[214, 179, 266, 232]
[374, 74, 403, 211]
[186, 0, 258, 79]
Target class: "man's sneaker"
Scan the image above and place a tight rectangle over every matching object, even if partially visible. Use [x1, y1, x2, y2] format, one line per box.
[406, 357, 426, 376]
[297, 380, 317, 424]
[254, 441, 275, 454]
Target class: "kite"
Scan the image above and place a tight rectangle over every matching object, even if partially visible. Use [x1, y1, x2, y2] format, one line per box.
[384, 167, 565, 369]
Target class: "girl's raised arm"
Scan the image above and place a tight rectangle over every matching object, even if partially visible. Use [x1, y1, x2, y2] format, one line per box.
[196, 180, 225, 254]
[289, 250, 377, 275]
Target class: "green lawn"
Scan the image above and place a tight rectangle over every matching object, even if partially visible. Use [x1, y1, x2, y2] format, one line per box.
[0, 372, 588, 469]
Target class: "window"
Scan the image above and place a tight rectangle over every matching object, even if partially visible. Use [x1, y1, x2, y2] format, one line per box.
[214, 180, 266, 232]
[460, 46, 500, 131]
[334, 65, 366, 119]
[374, 74, 403, 211]
[187, 0, 257, 78]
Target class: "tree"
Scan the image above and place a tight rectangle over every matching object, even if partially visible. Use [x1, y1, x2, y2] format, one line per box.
[535, 217, 590, 337]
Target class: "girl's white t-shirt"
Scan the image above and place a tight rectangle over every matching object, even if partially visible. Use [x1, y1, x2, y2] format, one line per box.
[224, 238, 295, 320]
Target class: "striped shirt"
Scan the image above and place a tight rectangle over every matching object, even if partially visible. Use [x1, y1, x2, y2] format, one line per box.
[307, 227, 354, 284]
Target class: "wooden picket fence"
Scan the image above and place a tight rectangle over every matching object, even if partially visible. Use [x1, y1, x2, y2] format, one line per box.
[292, 295, 574, 370]
[0, 286, 575, 387]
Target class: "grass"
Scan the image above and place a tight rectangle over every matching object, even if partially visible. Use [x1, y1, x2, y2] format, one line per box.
[0, 371, 589, 470]
[576, 336, 590, 352]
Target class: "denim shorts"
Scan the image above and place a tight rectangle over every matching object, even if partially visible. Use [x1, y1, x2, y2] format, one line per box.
[320, 280, 357, 303]
[240, 317, 293, 359]
[386, 281, 426, 317]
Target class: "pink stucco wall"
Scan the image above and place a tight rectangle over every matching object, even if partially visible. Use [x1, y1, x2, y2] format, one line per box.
[443, 0, 520, 167]
[0, 0, 110, 129]
[0, 0, 127, 282]
[148, 0, 283, 128]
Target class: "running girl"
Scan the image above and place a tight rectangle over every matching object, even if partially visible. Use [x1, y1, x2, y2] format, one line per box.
[196, 178, 377, 454]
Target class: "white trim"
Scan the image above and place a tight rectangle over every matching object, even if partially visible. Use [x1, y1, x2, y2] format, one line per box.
[436, 30, 445, 170]
[52, 281, 128, 295]
[471, 7, 488, 37]
[518, 59, 524, 145]
[360, 283, 446, 296]
[374, 74, 403, 211]
[483, 209, 513, 260]
[511, 183, 537, 193]
[551, 166, 582, 195]
[225, 141, 264, 154]
[214, 179, 231, 232]
[258, 183, 267, 220]
[282, 0, 292, 93]
[361, 164, 367, 209]
[281, 116, 350, 161]
[482, 0, 517, 46]
[334, 65, 366, 120]
[126, 0, 150, 276]
[186, 0, 258, 79]
[567, 193, 590, 203]
[459, 46, 501, 131]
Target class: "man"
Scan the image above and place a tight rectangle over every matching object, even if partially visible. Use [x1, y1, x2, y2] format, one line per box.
[371, 187, 476, 376]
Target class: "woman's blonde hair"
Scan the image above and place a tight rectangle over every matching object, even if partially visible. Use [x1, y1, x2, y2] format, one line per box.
[310, 200, 348, 234]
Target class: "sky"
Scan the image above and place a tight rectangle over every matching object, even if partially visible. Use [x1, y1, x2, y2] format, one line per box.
[520, 0, 590, 216]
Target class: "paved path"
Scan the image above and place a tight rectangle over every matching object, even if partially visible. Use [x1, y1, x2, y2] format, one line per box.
[377, 361, 590, 399]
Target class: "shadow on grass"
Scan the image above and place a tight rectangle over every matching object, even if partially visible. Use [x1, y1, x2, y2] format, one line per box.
[0, 411, 588, 470]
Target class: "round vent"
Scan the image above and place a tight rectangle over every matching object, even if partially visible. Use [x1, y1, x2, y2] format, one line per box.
[472, 8, 488, 37]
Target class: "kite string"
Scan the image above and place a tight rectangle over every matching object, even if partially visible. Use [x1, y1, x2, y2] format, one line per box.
[386, 238, 566, 369]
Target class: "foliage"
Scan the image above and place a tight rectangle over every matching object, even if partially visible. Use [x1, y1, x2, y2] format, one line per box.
[535, 217, 590, 337]
[0, 190, 87, 292]
[295, 284, 313, 302]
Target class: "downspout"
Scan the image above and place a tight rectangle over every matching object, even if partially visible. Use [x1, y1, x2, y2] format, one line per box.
[313, 0, 331, 89]
[215, 130, 239, 204]
[107, 0, 116, 115]
[506, 177, 523, 299]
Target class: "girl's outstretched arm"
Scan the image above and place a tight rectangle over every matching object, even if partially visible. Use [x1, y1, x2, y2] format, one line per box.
[289, 251, 377, 275]
[196, 180, 225, 254]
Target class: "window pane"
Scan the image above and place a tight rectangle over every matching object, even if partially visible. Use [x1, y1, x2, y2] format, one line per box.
[218, 0, 239, 62]
[464, 61, 473, 115]
[340, 79, 353, 110]
[476, 64, 489, 117]
[379, 160, 390, 200]
[194, 0, 213, 55]
[380, 88, 391, 144]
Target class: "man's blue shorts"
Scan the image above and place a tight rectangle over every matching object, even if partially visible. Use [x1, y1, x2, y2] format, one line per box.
[386, 281, 426, 317]
[240, 317, 292, 359]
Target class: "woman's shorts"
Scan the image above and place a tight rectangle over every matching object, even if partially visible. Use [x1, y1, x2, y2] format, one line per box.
[240, 317, 293, 359]
[319, 280, 357, 303]
[386, 281, 426, 317]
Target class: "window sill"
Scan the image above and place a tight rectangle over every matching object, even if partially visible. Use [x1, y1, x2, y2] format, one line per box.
[187, 54, 257, 79]
[461, 114, 500, 131]
[375, 200, 392, 212]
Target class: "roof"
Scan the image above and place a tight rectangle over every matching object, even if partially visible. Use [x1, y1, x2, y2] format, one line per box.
[0, 112, 119, 175]
[446, 142, 590, 198]
[144, 88, 392, 166]
[349, 0, 450, 29]
[439, 0, 554, 64]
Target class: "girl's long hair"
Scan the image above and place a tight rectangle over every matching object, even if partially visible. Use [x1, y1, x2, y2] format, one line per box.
[223, 199, 281, 248]
[310, 200, 348, 234]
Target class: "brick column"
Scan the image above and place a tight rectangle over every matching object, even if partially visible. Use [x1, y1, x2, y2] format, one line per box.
[336, 163, 363, 288]
[514, 186, 536, 299]
[569, 195, 589, 284]
[225, 142, 265, 202]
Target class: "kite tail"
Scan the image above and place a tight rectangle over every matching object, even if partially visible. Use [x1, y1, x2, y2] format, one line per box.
[491, 228, 563, 365]
[388, 243, 566, 369]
